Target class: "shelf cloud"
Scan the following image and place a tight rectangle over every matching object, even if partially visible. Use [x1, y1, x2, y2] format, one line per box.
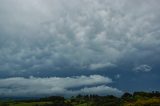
[0, 75, 122, 97]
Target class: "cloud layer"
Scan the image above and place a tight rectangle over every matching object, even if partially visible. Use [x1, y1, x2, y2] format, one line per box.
[0, 0, 160, 97]
[0, 75, 122, 97]
[0, 0, 160, 74]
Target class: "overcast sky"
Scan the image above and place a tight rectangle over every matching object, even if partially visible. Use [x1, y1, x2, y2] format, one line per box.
[0, 0, 160, 97]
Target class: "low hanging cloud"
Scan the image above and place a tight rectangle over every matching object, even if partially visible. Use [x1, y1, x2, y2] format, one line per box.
[0, 75, 122, 97]
[0, 0, 160, 74]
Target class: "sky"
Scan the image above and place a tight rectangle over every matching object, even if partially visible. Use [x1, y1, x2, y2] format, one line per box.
[0, 0, 160, 97]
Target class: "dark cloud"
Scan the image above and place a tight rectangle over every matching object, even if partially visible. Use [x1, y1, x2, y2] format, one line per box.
[0, 0, 160, 96]
[0, 0, 160, 73]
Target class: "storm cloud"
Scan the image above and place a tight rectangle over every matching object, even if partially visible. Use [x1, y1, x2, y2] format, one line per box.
[0, 0, 160, 74]
[0, 0, 160, 96]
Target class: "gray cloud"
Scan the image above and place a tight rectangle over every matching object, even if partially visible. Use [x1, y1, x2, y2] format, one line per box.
[76, 85, 122, 96]
[0, 0, 160, 73]
[0, 75, 122, 97]
[133, 64, 152, 72]
[89, 63, 116, 70]
[0, 0, 160, 97]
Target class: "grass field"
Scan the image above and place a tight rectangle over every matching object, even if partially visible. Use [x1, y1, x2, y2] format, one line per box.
[124, 98, 160, 106]
[0, 98, 160, 106]
[0, 92, 160, 106]
[0, 101, 54, 106]
[9, 102, 53, 106]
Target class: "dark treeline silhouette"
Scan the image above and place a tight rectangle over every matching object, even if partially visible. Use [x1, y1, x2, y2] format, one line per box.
[0, 91, 160, 106]
[39, 96, 65, 102]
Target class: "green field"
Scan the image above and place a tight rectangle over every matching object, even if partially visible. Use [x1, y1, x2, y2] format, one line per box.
[0, 91, 160, 106]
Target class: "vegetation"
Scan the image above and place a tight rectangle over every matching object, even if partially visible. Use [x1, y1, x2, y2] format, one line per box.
[0, 91, 160, 106]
